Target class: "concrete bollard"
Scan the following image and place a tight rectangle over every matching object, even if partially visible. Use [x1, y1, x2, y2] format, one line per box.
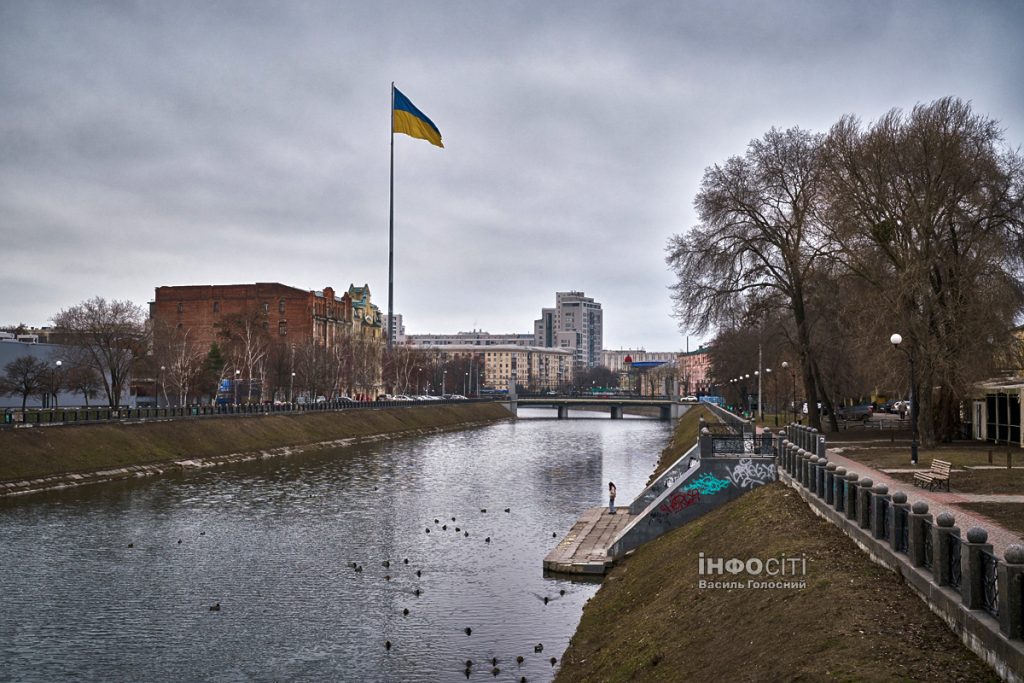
[998, 544, 1024, 638]
[815, 456, 828, 499]
[932, 512, 962, 588]
[870, 484, 891, 540]
[960, 527, 994, 611]
[824, 463, 837, 505]
[699, 427, 712, 458]
[856, 478, 874, 529]
[908, 501, 933, 568]
[843, 471, 858, 518]
[808, 456, 820, 495]
[889, 492, 909, 553]
[816, 435, 827, 460]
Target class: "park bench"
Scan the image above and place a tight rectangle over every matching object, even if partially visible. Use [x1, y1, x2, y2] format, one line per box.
[914, 459, 951, 491]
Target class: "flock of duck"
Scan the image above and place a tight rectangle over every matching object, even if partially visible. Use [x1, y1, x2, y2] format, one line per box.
[146, 504, 569, 679]
[386, 506, 569, 679]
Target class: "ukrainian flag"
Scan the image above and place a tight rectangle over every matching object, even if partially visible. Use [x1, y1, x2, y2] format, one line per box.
[392, 86, 443, 148]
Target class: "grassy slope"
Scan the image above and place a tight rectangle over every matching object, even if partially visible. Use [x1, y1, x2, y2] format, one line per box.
[0, 403, 512, 482]
[556, 490, 997, 682]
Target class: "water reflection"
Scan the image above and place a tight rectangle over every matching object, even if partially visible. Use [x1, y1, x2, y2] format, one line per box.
[0, 408, 666, 682]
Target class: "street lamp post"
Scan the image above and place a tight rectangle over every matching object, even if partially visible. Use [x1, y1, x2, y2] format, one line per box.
[234, 369, 240, 405]
[290, 371, 296, 403]
[54, 360, 62, 408]
[158, 365, 165, 408]
[442, 369, 448, 397]
[890, 333, 919, 465]
[754, 370, 761, 423]
[782, 361, 796, 424]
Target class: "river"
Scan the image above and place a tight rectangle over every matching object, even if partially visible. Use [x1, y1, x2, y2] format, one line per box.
[0, 408, 668, 682]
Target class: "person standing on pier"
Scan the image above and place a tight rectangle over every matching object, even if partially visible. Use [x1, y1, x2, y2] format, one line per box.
[608, 481, 617, 514]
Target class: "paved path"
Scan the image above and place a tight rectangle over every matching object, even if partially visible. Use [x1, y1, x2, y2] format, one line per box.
[543, 506, 633, 574]
[825, 450, 1023, 558]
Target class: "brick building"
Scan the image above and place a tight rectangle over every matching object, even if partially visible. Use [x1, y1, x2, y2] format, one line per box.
[149, 283, 384, 401]
[150, 282, 383, 352]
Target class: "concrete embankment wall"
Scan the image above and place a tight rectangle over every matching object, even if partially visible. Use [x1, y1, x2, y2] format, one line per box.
[0, 403, 514, 496]
[609, 451, 778, 559]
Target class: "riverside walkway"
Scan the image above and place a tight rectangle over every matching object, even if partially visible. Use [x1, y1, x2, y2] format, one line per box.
[825, 448, 1023, 557]
[543, 506, 634, 574]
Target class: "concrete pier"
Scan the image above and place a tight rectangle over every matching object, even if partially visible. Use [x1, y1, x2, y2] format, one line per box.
[543, 506, 634, 574]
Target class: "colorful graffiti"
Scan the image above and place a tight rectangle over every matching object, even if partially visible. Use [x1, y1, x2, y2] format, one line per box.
[725, 458, 776, 489]
[682, 473, 731, 495]
[657, 489, 701, 516]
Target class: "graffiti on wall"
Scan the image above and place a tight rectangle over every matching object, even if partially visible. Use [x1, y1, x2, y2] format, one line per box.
[725, 458, 776, 489]
[654, 489, 701, 518]
[682, 473, 731, 495]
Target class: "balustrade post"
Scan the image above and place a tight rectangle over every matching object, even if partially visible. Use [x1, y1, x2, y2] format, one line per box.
[998, 545, 1024, 638]
[908, 501, 932, 567]
[815, 456, 827, 499]
[932, 513, 961, 587]
[960, 527, 994, 610]
[856, 478, 874, 529]
[870, 485, 891, 540]
[808, 456, 820, 494]
[824, 463, 836, 505]
[889, 492, 909, 552]
[699, 427, 712, 458]
[842, 471, 858, 518]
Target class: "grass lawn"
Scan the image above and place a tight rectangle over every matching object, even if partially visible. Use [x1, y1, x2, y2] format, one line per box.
[555, 482, 998, 682]
[958, 502, 1024, 537]
[885, 468, 1024, 495]
[828, 431, 1022, 471]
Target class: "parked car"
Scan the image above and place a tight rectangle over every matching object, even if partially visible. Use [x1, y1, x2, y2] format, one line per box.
[680, 395, 698, 402]
[837, 404, 873, 421]
[892, 400, 911, 415]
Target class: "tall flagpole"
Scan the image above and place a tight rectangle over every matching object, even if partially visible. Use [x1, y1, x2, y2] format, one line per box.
[388, 82, 395, 351]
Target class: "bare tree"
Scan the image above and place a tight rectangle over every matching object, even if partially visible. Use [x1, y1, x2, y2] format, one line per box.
[217, 312, 270, 403]
[0, 356, 50, 410]
[52, 297, 146, 407]
[152, 321, 206, 406]
[667, 126, 838, 429]
[64, 363, 102, 407]
[822, 97, 1024, 443]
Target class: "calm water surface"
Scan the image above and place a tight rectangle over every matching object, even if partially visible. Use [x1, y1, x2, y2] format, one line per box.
[0, 409, 667, 682]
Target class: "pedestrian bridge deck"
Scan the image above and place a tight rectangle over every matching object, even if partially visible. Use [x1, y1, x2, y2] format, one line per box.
[543, 506, 634, 574]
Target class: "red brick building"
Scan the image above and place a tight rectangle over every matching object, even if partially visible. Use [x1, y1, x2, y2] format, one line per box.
[149, 282, 372, 351]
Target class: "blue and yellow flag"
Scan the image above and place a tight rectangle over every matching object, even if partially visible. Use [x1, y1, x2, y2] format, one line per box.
[393, 86, 443, 148]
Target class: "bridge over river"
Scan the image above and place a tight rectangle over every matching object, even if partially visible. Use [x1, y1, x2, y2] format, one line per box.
[510, 396, 693, 420]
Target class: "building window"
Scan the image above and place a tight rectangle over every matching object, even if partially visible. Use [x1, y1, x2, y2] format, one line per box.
[262, 303, 269, 314]
[177, 302, 183, 313]
[279, 321, 287, 336]
[262, 321, 269, 331]
[279, 299, 286, 314]
[213, 301, 220, 313]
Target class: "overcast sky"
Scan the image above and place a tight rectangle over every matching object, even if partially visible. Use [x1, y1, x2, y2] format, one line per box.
[2, 1, 1022, 351]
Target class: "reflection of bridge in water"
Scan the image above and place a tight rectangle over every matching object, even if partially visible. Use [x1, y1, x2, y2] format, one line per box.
[511, 396, 692, 420]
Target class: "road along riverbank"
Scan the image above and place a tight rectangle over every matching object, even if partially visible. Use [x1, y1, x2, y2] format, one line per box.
[0, 403, 513, 496]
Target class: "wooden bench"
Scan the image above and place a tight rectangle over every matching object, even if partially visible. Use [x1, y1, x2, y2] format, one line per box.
[914, 459, 951, 491]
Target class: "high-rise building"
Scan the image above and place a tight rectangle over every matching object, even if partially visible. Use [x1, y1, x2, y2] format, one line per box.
[406, 330, 534, 347]
[384, 314, 406, 344]
[534, 291, 603, 368]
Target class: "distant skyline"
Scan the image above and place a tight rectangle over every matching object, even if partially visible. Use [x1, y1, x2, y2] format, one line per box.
[3, 1, 1022, 351]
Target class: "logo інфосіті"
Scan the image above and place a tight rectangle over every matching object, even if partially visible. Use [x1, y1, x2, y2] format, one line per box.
[697, 552, 808, 590]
